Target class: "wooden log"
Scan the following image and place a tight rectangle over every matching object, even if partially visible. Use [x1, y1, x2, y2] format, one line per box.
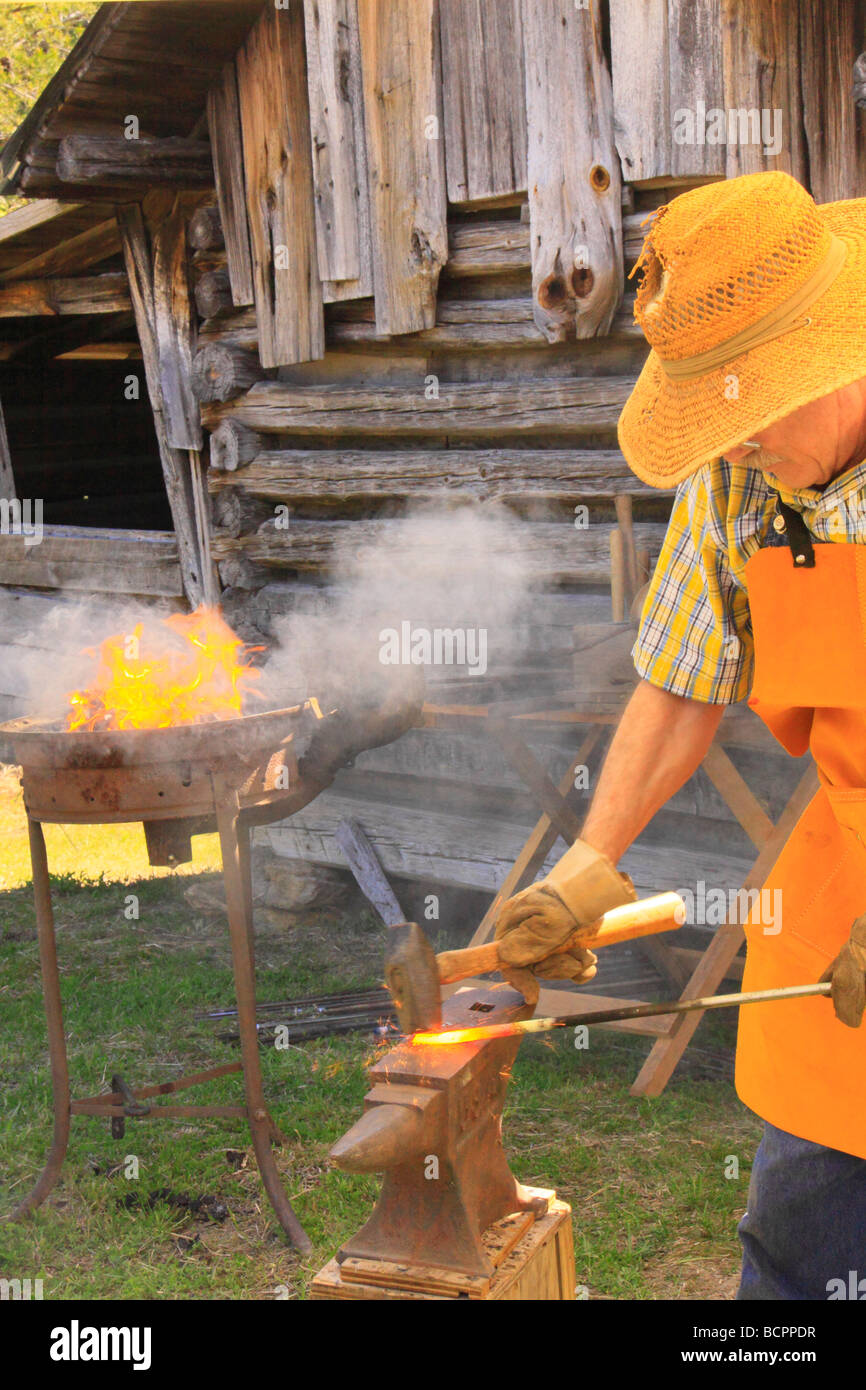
[446, 219, 530, 277]
[211, 489, 272, 539]
[721, 0, 805, 181]
[152, 194, 202, 450]
[198, 293, 641, 352]
[522, 0, 623, 341]
[210, 516, 667, 583]
[0, 396, 15, 502]
[117, 203, 206, 608]
[205, 448, 668, 501]
[194, 267, 233, 319]
[202, 377, 632, 438]
[236, 0, 325, 366]
[302, 0, 374, 300]
[439, 0, 527, 204]
[192, 343, 262, 403]
[0, 274, 129, 317]
[0, 217, 121, 284]
[207, 62, 255, 305]
[57, 135, 214, 189]
[259, 790, 751, 897]
[357, 0, 448, 334]
[208, 418, 264, 472]
[188, 204, 225, 252]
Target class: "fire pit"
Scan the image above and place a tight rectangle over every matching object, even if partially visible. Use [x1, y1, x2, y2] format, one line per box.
[3, 680, 421, 1250]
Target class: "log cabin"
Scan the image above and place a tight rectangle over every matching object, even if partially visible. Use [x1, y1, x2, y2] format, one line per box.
[0, 0, 862, 944]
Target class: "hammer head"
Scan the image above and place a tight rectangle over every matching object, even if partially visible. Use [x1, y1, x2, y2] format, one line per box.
[384, 922, 442, 1033]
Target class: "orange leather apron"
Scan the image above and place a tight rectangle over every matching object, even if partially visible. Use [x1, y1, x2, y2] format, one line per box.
[737, 540, 866, 1157]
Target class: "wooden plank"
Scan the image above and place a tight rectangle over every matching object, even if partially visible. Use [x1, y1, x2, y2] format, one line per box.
[207, 62, 256, 306]
[0, 532, 183, 598]
[0, 274, 129, 318]
[0, 199, 87, 245]
[236, 0, 325, 367]
[152, 195, 203, 450]
[0, 218, 121, 284]
[610, 0, 725, 182]
[630, 762, 819, 1097]
[0, 396, 15, 502]
[211, 517, 667, 583]
[334, 817, 405, 926]
[203, 377, 633, 437]
[439, 0, 527, 204]
[206, 448, 669, 503]
[521, 0, 623, 340]
[303, 0, 374, 300]
[117, 203, 205, 608]
[56, 135, 214, 189]
[700, 742, 774, 850]
[721, 0, 805, 181]
[357, 0, 448, 334]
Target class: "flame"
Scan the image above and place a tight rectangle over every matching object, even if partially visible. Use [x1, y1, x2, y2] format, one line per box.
[66, 605, 263, 732]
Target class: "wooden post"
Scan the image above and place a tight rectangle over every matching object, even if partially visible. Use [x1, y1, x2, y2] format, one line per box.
[357, 0, 449, 335]
[152, 194, 203, 451]
[236, 0, 325, 367]
[521, 0, 623, 341]
[207, 62, 255, 307]
[117, 203, 206, 608]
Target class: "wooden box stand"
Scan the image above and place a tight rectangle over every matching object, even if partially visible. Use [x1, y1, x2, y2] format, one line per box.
[311, 1191, 575, 1301]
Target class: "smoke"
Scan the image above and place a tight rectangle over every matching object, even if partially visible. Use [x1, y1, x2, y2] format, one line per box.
[256, 504, 537, 709]
[7, 504, 539, 724]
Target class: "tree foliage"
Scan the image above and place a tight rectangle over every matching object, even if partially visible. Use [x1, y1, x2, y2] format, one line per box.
[0, 3, 100, 215]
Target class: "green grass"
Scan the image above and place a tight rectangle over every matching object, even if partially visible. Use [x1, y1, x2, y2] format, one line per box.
[0, 768, 760, 1300]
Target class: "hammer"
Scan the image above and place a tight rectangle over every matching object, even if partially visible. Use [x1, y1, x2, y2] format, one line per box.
[385, 891, 685, 1033]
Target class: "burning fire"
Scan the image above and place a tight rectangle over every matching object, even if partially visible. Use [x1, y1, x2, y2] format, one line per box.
[67, 606, 263, 732]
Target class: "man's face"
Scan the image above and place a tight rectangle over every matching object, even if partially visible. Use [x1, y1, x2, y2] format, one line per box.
[723, 380, 866, 488]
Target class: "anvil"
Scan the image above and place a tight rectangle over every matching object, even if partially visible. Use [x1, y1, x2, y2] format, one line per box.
[330, 983, 548, 1277]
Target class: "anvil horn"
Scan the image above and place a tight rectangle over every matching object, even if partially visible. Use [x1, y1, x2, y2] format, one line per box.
[330, 1086, 437, 1173]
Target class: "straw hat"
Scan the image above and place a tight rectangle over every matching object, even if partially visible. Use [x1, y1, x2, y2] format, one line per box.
[617, 171, 866, 488]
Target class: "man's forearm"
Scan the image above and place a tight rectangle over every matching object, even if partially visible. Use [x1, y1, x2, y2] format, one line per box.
[580, 679, 725, 865]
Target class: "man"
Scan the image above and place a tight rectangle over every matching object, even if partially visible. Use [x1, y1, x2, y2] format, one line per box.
[493, 171, 866, 1301]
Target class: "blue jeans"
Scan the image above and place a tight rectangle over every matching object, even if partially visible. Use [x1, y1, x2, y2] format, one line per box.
[737, 1122, 866, 1300]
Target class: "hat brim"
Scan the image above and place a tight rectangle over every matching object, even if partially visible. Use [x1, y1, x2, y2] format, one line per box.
[618, 198, 866, 489]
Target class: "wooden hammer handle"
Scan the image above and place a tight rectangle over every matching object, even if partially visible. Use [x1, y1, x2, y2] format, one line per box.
[435, 891, 685, 985]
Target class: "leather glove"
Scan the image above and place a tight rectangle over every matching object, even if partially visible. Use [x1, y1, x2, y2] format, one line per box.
[820, 913, 866, 1028]
[494, 839, 636, 1006]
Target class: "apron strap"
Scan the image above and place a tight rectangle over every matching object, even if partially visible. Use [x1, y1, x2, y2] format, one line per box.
[776, 498, 816, 568]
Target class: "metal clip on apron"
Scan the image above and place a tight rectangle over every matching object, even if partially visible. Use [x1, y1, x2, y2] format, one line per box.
[738, 498, 866, 1158]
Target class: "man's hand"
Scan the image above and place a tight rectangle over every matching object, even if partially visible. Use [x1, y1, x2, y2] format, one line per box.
[821, 914, 866, 1028]
[494, 839, 634, 1006]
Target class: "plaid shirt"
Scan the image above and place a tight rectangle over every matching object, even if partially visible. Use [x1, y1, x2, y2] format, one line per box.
[633, 455, 866, 704]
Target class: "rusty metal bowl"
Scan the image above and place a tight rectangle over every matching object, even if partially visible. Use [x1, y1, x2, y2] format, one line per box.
[0, 704, 319, 828]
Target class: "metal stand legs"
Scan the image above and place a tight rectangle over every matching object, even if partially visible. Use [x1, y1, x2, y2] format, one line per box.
[8, 807, 311, 1252]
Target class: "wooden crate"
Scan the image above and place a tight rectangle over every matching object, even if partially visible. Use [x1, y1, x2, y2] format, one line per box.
[310, 1194, 574, 1301]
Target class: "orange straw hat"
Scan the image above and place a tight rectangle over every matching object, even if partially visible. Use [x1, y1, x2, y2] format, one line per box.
[617, 171, 866, 488]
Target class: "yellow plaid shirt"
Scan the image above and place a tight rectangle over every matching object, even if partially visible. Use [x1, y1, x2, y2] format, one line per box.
[633, 455, 866, 704]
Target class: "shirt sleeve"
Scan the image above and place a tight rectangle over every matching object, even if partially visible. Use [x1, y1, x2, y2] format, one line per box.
[631, 462, 755, 704]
